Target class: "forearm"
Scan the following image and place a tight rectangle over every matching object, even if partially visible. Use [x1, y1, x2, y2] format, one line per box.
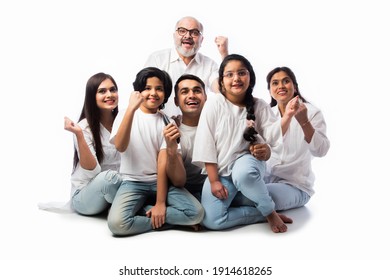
[115, 108, 135, 152]
[75, 131, 97, 170]
[156, 152, 168, 205]
[156, 181, 168, 206]
[205, 163, 219, 183]
[281, 115, 293, 136]
[205, 162, 228, 199]
[300, 120, 315, 143]
[166, 149, 186, 187]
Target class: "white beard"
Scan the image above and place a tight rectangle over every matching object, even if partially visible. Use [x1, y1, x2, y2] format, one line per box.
[176, 46, 196, 58]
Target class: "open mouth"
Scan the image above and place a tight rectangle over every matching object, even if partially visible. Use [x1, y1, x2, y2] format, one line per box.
[182, 39, 194, 46]
[185, 100, 200, 108]
[232, 83, 243, 88]
[186, 100, 199, 106]
[104, 99, 116, 104]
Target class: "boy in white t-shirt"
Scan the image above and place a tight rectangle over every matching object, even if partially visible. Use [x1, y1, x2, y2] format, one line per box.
[107, 67, 204, 236]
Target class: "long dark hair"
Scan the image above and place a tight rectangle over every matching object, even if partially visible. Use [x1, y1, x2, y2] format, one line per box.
[133, 67, 172, 110]
[218, 54, 258, 143]
[266, 66, 307, 107]
[73, 72, 118, 170]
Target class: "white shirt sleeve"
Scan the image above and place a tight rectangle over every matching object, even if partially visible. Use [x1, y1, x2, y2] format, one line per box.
[307, 107, 330, 157]
[192, 96, 219, 169]
[73, 120, 101, 175]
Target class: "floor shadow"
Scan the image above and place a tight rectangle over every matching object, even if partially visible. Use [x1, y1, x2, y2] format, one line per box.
[278, 206, 311, 232]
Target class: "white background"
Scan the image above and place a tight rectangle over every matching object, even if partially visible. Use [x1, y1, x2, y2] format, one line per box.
[1, 0, 389, 279]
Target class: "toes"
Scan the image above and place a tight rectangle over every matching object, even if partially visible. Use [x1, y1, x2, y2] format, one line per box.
[271, 223, 288, 233]
[271, 225, 280, 233]
[280, 214, 293, 224]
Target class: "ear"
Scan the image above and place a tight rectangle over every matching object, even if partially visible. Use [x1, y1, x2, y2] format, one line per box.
[174, 96, 179, 106]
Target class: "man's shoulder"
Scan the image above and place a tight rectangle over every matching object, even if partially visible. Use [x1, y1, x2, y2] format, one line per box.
[145, 48, 176, 67]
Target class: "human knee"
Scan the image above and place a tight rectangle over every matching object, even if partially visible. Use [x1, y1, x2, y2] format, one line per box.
[234, 166, 263, 186]
[104, 170, 122, 184]
[202, 210, 225, 230]
[178, 200, 205, 225]
[192, 205, 205, 224]
[107, 213, 133, 236]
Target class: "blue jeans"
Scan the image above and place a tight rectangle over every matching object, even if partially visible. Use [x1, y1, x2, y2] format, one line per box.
[201, 154, 275, 230]
[107, 180, 204, 236]
[266, 183, 310, 210]
[233, 183, 310, 211]
[72, 170, 122, 215]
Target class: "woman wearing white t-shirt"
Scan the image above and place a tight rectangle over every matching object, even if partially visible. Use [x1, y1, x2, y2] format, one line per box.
[65, 72, 122, 215]
[264, 67, 330, 210]
[192, 54, 292, 233]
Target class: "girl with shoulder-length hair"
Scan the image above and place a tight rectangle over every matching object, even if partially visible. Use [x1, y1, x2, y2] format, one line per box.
[64, 72, 122, 216]
[193, 54, 292, 233]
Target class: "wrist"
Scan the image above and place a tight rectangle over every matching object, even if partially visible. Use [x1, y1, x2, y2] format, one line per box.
[283, 113, 294, 122]
[300, 120, 310, 127]
[166, 147, 178, 158]
[75, 130, 84, 139]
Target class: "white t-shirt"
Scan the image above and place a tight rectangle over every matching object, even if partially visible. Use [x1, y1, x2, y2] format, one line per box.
[70, 118, 120, 197]
[179, 123, 206, 190]
[110, 109, 167, 182]
[144, 48, 219, 117]
[265, 102, 330, 196]
[192, 94, 282, 176]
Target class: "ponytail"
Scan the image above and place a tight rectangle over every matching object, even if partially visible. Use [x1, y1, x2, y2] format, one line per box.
[243, 94, 258, 143]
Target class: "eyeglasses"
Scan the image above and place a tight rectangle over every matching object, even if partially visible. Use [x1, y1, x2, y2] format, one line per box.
[176, 27, 202, 37]
[223, 70, 249, 79]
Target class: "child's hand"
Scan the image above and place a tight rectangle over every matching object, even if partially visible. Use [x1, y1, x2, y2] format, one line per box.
[210, 180, 228, 200]
[128, 91, 144, 111]
[163, 123, 181, 151]
[250, 143, 271, 161]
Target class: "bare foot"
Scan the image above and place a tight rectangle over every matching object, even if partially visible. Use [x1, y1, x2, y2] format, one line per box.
[278, 213, 293, 224]
[266, 211, 291, 233]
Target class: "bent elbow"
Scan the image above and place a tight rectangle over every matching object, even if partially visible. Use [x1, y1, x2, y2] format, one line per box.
[171, 177, 186, 188]
[115, 146, 126, 153]
[312, 142, 330, 158]
[115, 141, 127, 153]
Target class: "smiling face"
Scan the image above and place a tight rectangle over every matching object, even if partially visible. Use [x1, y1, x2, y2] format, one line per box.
[95, 78, 119, 112]
[175, 78, 207, 120]
[221, 60, 250, 106]
[269, 71, 296, 107]
[139, 77, 165, 114]
[173, 17, 203, 58]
